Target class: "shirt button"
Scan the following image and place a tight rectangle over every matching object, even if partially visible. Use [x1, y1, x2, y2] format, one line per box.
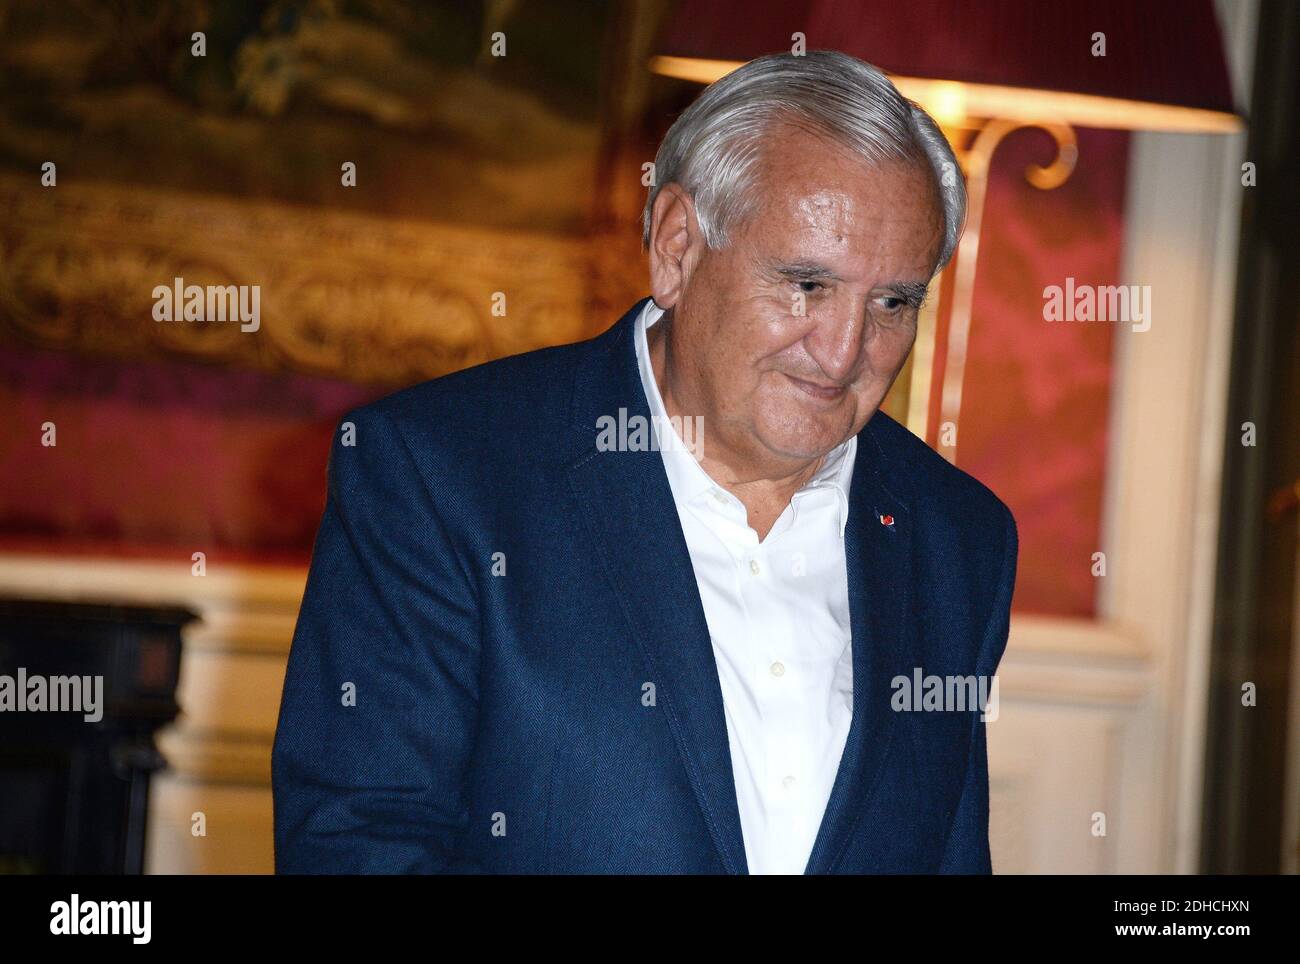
[749, 559, 761, 576]
[770, 661, 785, 677]
[782, 775, 797, 791]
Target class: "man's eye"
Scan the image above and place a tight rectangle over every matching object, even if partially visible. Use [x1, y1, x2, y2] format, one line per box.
[878, 296, 906, 312]
[795, 280, 824, 293]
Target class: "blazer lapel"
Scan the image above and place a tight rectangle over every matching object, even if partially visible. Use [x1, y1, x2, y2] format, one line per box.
[564, 299, 749, 874]
[804, 419, 915, 874]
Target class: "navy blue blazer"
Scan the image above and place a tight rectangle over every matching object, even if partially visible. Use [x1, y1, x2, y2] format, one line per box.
[272, 297, 1018, 874]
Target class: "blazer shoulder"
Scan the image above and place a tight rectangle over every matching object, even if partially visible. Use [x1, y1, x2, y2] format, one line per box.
[339, 336, 595, 460]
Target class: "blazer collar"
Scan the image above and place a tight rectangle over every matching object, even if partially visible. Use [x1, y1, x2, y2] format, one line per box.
[566, 298, 916, 874]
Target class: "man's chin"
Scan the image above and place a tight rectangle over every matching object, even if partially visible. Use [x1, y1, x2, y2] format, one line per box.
[754, 424, 851, 463]
[753, 399, 859, 454]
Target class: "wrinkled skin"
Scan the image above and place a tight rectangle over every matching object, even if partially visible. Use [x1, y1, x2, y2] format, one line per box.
[648, 122, 945, 539]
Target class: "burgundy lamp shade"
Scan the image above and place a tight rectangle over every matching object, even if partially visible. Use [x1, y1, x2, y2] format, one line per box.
[655, 0, 1240, 130]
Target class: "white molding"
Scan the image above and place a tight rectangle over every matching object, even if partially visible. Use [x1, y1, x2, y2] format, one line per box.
[0, 554, 306, 613]
[1007, 614, 1147, 662]
[995, 661, 1151, 708]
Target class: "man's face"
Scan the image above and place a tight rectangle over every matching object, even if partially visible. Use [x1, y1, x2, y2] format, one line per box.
[651, 124, 945, 470]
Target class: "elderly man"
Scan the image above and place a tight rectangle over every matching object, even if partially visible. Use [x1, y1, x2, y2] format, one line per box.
[273, 49, 1017, 875]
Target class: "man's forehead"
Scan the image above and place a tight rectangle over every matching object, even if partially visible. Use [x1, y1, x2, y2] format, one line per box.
[761, 160, 937, 215]
[718, 125, 944, 271]
[745, 200, 943, 281]
[747, 152, 938, 235]
[747, 177, 942, 260]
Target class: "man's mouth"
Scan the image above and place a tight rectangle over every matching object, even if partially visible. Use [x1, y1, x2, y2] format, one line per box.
[785, 373, 847, 401]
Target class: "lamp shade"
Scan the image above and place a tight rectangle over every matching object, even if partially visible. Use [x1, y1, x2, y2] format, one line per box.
[653, 0, 1241, 132]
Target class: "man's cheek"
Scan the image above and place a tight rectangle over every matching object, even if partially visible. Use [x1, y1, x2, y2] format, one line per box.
[871, 319, 916, 359]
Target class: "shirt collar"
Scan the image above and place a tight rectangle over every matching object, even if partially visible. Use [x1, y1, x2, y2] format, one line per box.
[635, 299, 719, 506]
[633, 298, 857, 537]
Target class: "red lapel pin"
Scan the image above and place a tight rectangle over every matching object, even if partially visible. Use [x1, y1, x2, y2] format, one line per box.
[879, 513, 895, 528]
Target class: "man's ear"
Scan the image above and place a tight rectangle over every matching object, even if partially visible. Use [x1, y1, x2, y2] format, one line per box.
[648, 184, 703, 310]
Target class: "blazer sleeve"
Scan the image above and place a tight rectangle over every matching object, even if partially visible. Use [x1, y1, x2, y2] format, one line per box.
[272, 407, 481, 873]
[937, 502, 1018, 874]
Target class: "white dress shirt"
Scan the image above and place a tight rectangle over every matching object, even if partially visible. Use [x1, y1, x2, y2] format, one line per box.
[634, 298, 856, 875]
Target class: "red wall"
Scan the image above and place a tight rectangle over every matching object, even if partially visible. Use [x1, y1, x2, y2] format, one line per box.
[0, 347, 378, 565]
[957, 127, 1129, 617]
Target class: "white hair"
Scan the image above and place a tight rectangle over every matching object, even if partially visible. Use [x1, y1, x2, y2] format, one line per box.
[642, 50, 966, 272]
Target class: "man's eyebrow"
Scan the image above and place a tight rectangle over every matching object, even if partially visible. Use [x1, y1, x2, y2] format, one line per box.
[883, 280, 931, 308]
[768, 260, 844, 283]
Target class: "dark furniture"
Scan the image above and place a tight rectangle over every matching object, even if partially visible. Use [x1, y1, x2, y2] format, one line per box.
[0, 598, 193, 874]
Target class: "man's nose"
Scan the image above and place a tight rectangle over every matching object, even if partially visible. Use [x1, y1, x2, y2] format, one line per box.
[804, 299, 866, 382]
